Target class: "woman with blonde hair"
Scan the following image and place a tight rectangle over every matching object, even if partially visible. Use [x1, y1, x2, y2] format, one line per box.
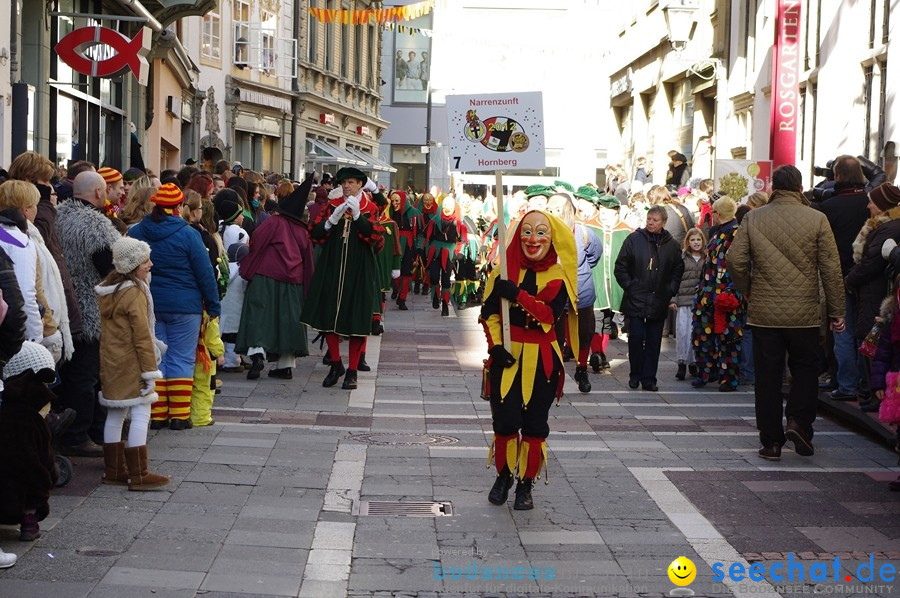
[120, 187, 155, 227]
[746, 192, 768, 209]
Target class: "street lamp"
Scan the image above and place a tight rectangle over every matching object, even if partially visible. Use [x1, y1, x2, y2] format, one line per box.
[306, 150, 318, 179]
[662, 0, 699, 51]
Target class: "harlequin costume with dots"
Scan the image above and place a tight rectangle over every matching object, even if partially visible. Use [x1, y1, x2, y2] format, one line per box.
[691, 219, 746, 389]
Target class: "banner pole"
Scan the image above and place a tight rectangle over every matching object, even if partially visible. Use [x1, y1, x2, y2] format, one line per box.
[495, 170, 511, 351]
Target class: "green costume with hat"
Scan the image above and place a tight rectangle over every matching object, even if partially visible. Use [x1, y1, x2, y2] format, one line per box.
[575, 187, 629, 312]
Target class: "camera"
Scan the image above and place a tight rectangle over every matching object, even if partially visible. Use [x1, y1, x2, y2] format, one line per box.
[813, 159, 835, 180]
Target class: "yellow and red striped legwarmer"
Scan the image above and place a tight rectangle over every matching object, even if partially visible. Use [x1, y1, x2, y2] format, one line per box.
[518, 436, 548, 481]
[151, 378, 169, 421]
[487, 433, 519, 475]
[167, 377, 193, 420]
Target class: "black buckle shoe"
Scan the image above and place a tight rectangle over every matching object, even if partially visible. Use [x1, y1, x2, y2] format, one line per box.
[323, 362, 346, 387]
[268, 368, 293, 380]
[513, 478, 534, 510]
[341, 369, 358, 390]
[414, 281, 421, 294]
[169, 418, 193, 431]
[676, 363, 687, 380]
[441, 302, 449, 317]
[589, 353, 601, 373]
[397, 299, 408, 311]
[371, 322, 384, 335]
[149, 420, 167, 431]
[433, 293, 440, 309]
[488, 469, 514, 505]
[247, 354, 265, 380]
[391, 287, 399, 299]
[358, 354, 371, 372]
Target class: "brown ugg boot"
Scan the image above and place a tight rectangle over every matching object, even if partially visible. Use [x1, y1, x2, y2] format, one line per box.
[124, 445, 170, 491]
[102, 442, 128, 485]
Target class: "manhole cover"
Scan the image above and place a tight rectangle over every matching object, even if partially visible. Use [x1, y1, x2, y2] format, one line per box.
[353, 501, 453, 517]
[76, 547, 122, 557]
[349, 432, 458, 446]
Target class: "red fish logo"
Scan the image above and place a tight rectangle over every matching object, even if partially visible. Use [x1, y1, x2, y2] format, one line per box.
[55, 26, 151, 85]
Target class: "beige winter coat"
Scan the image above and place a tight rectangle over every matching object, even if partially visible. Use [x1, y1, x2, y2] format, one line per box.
[725, 190, 844, 328]
[96, 281, 161, 407]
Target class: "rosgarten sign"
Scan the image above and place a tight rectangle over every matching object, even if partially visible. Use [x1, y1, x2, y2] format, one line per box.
[56, 25, 152, 85]
[769, 0, 801, 168]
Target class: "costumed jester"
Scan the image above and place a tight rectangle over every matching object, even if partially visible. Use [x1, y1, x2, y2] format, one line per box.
[388, 190, 420, 310]
[452, 214, 482, 310]
[414, 192, 438, 296]
[372, 185, 401, 335]
[481, 210, 578, 510]
[300, 167, 384, 390]
[425, 195, 467, 316]
[691, 195, 745, 392]
[574, 187, 631, 372]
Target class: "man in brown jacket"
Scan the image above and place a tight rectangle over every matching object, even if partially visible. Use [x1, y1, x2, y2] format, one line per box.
[726, 165, 845, 461]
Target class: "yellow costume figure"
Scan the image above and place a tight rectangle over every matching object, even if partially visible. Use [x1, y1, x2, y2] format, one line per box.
[190, 313, 224, 427]
[480, 210, 578, 510]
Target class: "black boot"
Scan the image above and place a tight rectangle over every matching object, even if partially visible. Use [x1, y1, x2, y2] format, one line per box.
[414, 281, 421, 294]
[513, 478, 534, 510]
[589, 353, 601, 373]
[422, 285, 430, 296]
[688, 363, 698, 377]
[488, 467, 514, 505]
[397, 299, 408, 311]
[676, 363, 687, 380]
[323, 361, 346, 387]
[341, 369, 358, 390]
[371, 321, 384, 335]
[441, 301, 449, 317]
[391, 288, 399, 300]
[432, 291, 440, 309]
[247, 354, 265, 380]
[322, 354, 331, 365]
[574, 366, 591, 393]
[358, 353, 371, 372]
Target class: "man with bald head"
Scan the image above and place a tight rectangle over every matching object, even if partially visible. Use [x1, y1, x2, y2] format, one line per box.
[53, 170, 122, 456]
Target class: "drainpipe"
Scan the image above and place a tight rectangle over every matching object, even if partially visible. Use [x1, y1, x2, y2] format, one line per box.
[290, 0, 300, 179]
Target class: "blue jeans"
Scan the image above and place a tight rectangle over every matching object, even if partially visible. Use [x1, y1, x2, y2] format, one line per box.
[740, 326, 755, 383]
[833, 294, 859, 394]
[627, 316, 665, 386]
[155, 312, 202, 380]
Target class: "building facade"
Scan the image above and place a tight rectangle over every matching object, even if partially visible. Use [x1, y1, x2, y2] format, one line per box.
[607, 0, 900, 189]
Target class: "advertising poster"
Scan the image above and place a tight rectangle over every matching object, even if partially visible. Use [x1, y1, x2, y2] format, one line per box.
[446, 91, 545, 172]
[392, 14, 431, 104]
[714, 160, 773, 203]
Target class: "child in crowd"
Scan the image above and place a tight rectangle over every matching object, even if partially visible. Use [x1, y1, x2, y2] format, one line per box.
[96, 237, 169, 491]
[190, 312, 224, 427]
[215, 191, 249, 250]
[0, 341, 58, 541]
[671, 228, 706, 380]
[219, 243, 250, 373]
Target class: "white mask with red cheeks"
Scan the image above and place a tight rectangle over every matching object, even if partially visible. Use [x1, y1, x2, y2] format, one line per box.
[441, 196, 456, 217]
[520, 211, 552, 262]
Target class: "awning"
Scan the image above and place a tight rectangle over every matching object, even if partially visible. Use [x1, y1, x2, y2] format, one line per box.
[344, 147, 397, 173]
[307, 139, 366, 166]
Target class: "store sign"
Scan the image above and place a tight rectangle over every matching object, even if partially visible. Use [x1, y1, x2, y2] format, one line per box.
[320, 113, 335, 124]
[610, 68, 632, 99]
[769, 0, 801, 168]
[357, 126, 369, 136]
[56, 25, 151, 85]
[446, 91, 545, 172]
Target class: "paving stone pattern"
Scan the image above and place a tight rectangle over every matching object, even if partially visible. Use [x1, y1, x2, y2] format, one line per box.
[1, 297, 899, 597]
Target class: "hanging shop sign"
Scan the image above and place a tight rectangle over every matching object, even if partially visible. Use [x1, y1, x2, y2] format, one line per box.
[56, 25, 152, 85]
[769, 0, 801, 168]
[446, 91, 545, 172]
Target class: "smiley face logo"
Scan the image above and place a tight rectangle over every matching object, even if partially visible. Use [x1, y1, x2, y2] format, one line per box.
[668, 556, 696, 586]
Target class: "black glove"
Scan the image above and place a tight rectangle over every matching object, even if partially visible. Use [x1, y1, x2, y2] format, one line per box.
[493, 279, 520, 301]
[488, 345, 516, 368]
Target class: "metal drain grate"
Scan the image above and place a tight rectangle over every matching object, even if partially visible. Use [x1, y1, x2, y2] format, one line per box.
[349, 432, 459, 446]
[353, 500, 453, 517]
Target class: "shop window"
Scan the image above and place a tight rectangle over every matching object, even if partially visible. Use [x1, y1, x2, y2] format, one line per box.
[261, 10, 277, 75]
[367, 25, 375, 87]
[307, 0, 319, 64]
[202, 4, 221, 61]
[341, 3, 350, 78]
[354, 17, 363, 82]
[325, 0, 335, 72]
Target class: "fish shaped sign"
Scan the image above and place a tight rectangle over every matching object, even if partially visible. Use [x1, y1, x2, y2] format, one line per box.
[55, 26, 152, 85]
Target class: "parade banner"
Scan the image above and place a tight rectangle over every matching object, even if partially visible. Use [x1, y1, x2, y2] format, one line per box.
[446, 92, 545, 173]
[769, 0, 802, 168]
[714, 160, 773, 202]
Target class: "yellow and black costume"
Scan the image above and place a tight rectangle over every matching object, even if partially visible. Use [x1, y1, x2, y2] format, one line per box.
[479, 210, 578, 510]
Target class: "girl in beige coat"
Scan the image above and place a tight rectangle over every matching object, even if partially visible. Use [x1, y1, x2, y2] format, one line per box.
[96, 237, 168, 490]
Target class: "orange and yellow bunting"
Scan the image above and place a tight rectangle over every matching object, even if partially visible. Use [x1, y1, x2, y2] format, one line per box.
[309, 0, 434, 24]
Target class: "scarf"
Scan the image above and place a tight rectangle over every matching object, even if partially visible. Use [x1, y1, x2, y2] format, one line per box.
[26, 221, 72, 362]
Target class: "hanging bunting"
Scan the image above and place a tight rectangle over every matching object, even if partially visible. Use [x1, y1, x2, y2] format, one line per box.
[309, 0, 435, 25]
[383, 22, 433, 37]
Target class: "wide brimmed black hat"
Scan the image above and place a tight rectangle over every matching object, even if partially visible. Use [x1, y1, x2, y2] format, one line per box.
[274, 176, 315, 222]
[334, 167, 368, 184]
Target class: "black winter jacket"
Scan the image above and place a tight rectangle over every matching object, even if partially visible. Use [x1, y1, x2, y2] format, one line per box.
[614, 228, 685, 320]
[815, 184, 870, 276]
[0, 225, 25, 366]
[845, 214, 900, 340]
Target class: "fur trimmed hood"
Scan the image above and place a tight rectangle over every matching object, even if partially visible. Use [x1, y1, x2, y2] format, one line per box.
[853, 206, 900, 264]
[881, 292, 897, 323]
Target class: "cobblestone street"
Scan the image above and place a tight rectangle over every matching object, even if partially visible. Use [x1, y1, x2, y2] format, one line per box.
[2, 296, 900, 598]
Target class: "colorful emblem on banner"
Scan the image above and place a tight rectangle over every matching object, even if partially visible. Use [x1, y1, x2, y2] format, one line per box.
[463, 110, 529, 154]
[55, 26, 152, 85]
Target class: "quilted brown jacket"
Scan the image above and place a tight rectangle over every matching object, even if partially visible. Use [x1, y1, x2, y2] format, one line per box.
[725, 190, 844, 328]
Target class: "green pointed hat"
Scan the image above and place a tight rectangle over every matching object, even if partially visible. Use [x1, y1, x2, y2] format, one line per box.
[574, 185, 599, 201]
[525, 184, 555, 199]
[596, 193, 621, 209]
[553, 180, 575, 193]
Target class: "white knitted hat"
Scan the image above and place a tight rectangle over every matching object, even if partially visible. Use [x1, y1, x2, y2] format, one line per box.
[112, 237, 151, 274]
[4, 341, 56, 380]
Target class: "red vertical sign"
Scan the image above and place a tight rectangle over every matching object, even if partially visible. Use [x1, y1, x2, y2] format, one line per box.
[769, 0, 802, 168]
